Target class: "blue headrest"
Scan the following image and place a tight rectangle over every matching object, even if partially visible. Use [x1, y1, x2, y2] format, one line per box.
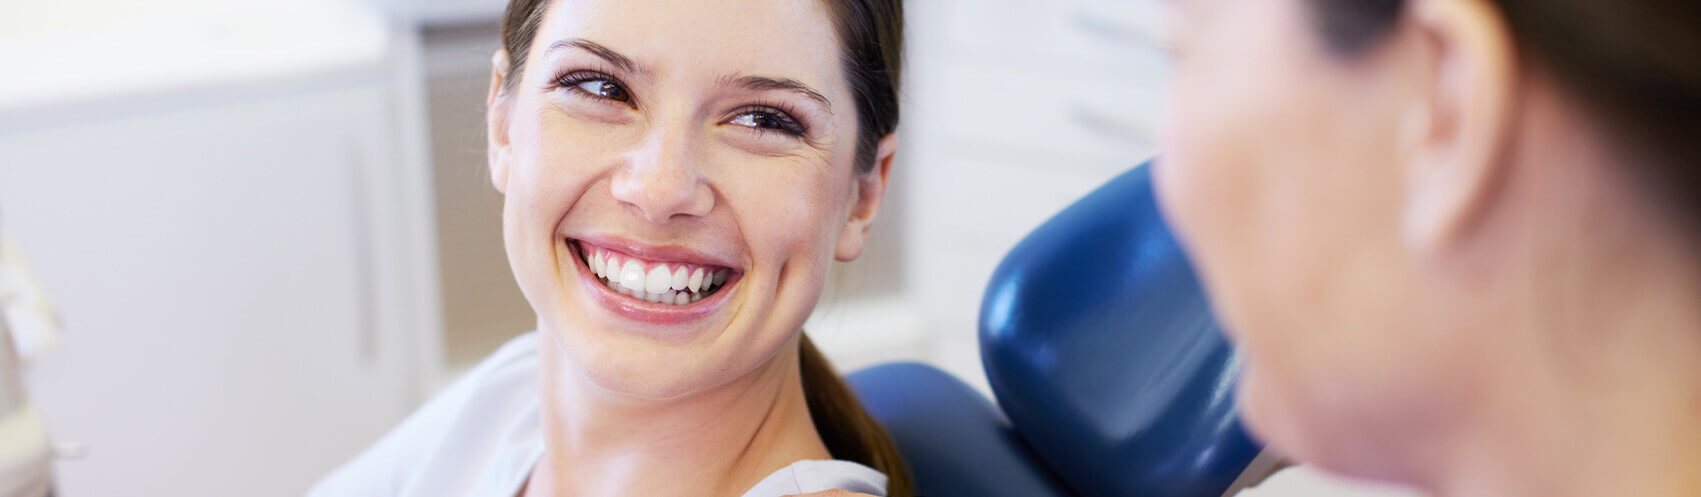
[850, 362, 1074, 497]
[978, 161, 1262, 497]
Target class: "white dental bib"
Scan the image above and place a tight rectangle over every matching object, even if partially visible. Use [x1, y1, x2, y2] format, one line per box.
[309, 332, 887, 497]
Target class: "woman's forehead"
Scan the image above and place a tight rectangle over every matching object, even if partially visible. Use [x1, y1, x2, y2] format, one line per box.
[533, 0, 847, 93]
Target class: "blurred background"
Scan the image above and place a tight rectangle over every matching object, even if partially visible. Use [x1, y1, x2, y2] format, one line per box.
[0, 0, 1420, 496]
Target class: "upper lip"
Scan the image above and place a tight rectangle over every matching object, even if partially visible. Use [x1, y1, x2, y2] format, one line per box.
[569, 234, 741, 270]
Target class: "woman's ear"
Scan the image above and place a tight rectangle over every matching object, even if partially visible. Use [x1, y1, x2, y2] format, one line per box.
[1399, 0, 1517, 253]
[487, 49, 515, 195]
[835, 134, 899, 262]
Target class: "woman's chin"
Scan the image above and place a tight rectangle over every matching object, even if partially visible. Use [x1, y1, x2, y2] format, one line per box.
[1237, 365, 1324, 467]
[569, 347, 739, 401]
[1238, 363, 1429, 483]
[536, 305, 741, 402]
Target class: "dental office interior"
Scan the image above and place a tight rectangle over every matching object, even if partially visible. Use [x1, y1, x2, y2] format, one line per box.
[0, 1, 1426, 496]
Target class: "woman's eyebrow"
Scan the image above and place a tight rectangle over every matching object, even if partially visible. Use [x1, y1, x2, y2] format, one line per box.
[543, 38, 644, 75]
[721, 75, 834, 115]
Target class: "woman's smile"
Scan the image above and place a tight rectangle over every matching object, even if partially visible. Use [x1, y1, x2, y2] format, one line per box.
[566, 236, 744, 327]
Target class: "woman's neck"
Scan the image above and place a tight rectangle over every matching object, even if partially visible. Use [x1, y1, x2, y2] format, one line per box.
[523, 334, 831, 497]
[1419, 199, 1701, 497]
[1434, 346, 1701, 497]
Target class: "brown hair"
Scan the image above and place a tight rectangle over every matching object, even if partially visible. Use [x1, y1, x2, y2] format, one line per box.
[497, 1, 912, 495]
[798, 334, 914, 496]
[1305, 0, 1701, 238]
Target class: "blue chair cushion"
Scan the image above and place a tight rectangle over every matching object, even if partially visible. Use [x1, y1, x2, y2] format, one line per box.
[847, 362, 1073, 497]
[849, 162, 1263, 497]
[978, 162, 1262, 497]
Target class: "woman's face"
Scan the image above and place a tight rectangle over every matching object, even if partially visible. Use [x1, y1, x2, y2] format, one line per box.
[1157, 0, 1483, 476]
[488, 0, 885, 400]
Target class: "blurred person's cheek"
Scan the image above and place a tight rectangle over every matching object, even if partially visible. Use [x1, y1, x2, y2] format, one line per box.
[1154, 0, 1289, 339]
[1154, 0, 1350, 459]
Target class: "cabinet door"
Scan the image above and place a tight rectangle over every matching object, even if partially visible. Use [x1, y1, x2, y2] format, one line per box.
[0, 85, 416, 497]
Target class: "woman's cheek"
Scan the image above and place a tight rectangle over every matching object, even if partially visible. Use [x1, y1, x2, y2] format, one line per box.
[1158, 89, 1239, 277]
[1155, 90, 1204, 242]
[744, 160, 846, 295]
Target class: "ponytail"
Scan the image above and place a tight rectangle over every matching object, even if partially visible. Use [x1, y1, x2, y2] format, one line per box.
[798, 334, 914, 497]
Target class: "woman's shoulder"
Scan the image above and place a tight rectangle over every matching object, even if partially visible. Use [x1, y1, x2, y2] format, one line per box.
[308, 332, 544, 497]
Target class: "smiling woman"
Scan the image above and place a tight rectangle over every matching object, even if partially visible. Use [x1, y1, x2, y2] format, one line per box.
[308, 0, 908, 496]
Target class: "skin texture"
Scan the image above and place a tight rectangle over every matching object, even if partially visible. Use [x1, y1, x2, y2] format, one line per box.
[1157, 0, 1701, 496]
[484, 0, 897, 495]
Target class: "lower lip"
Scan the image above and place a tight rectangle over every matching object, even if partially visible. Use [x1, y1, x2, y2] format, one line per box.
[567, 240, 740, 327]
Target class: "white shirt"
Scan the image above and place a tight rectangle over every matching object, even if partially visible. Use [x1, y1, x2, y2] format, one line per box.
[308, 332, 888, 497]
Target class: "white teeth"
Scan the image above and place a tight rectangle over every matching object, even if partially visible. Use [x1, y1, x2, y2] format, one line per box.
[581, 245, 734, 305]
[671, 266, 689, 291]
[620, 260, 646, 292]
[645, 265, 672, 294]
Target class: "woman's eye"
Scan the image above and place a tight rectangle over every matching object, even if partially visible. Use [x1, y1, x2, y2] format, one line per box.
[578, 79, 627, 101]
[728, 109, 805, 136]
[560, 75, 631, 103]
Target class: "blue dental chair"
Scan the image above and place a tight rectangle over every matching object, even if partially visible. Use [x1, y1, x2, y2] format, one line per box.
[848, 162, 1279, 497]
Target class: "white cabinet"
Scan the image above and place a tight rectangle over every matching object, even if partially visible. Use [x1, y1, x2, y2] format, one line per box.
[0, 83, 425, 496]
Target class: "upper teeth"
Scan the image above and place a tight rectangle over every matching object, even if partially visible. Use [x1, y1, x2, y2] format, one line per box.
[584, 245, 731, 304]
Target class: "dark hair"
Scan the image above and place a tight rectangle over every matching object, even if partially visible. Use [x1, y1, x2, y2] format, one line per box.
[1306, 0, 1701, 236]
[497, 1, 912, 495]
[798, 334, 913, 496]
[499, 0, 902, 174]
[822, 0, 904, 173]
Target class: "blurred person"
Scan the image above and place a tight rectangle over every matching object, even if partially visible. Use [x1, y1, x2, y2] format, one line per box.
[0, 307, 51, 497]
[1157, 0, 1701, 496]
[309, 0, 910, 496]
[1, 208, 56, 497]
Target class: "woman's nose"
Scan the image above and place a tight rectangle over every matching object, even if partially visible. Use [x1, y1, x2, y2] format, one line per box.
[610, 131, 715, 223]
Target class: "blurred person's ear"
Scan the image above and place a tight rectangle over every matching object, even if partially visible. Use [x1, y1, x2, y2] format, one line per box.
[835, 134, 899, 262]
[487, 50, 516, 195]
[1398, 0, 1517, 253]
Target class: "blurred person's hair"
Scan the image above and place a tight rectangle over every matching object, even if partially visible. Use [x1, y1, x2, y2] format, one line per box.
[1308, 0, 1701, 238]
[495, 1, 913, 496]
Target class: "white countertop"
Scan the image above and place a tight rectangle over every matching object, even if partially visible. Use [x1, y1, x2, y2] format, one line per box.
[0, 0, 392, 117]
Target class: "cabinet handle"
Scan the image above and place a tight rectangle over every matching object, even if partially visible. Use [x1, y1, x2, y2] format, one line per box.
[1069, 4, 1171, 51]
[346, 141, 378, 366]
[1068, 104, 1156, 146]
